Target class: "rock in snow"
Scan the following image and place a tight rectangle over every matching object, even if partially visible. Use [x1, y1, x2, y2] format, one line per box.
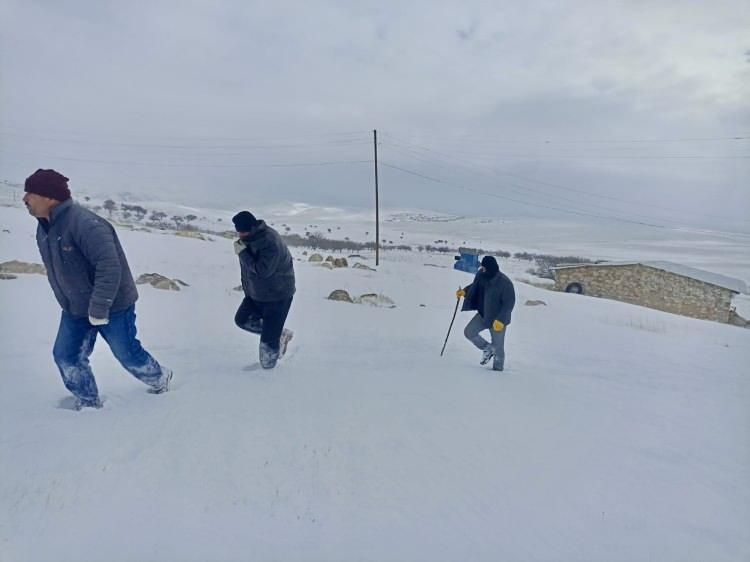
[0, 260, 46, 275]
[136, 273, 186, 291]
[327, 289, 353, 303]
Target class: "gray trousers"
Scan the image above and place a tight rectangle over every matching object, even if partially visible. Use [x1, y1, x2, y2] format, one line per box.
[463, 313, 506, 370]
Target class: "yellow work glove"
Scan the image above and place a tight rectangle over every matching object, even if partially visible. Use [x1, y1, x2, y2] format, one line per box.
[492, 320, 505, 332]
[456, 288, 465, 298]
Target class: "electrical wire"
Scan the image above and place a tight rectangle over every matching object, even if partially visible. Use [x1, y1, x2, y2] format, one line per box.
[379, 161, 750, 242]
[380, 132, 750, 224]
[0, 147, 373, 169]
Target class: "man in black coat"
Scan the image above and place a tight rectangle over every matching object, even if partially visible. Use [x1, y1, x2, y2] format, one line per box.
[232, 211, 295, 369]
[456, 256, 515, 371]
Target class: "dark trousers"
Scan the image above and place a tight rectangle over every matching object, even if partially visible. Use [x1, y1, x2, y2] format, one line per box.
[464, 313, 507, 370]
[234, 296, 293, 352]
[53, 305, 164, 403]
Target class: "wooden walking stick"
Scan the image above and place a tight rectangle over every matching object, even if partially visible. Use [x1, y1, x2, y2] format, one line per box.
[440, 287, 462, 356]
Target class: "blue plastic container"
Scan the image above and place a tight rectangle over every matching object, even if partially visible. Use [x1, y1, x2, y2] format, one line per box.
[454, 247, 481, 274]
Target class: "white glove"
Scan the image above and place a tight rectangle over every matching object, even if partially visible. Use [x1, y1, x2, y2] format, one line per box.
[234, 239, 246, 256]
[89, 315, 109, 326]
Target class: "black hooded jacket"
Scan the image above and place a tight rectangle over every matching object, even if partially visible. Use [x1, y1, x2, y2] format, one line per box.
[461, 270, 515, 325]
[238, 221, 296, 302]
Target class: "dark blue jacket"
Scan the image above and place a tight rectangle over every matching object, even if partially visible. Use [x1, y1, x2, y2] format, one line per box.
[35, 200, 138, 319]
[239, 221, 296, 302]
[461, 271, 515, 325]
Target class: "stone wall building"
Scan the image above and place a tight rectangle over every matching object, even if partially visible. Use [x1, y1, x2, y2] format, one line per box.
[552, 261, 747, 324]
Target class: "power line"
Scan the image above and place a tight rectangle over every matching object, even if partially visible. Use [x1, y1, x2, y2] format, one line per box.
[379, 161, 750, 241]
[0, 148, 373, 168]
[435, 147, 749, 160]
[379, 161, 665, 228]
[539, 136, 747, 144]
[381, 131, 748, 159]
[383, 130, 748, 145]
[0, 131, 372, 151]
[380, 141, 702, 227]
[0, 124, 370, 142]
[380, 132, 750, 224]
[451, 153, 749, 160]
[7, 123, 745, 147]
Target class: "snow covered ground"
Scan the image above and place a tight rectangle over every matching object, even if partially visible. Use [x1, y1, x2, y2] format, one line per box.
[1, 201, 749, 561]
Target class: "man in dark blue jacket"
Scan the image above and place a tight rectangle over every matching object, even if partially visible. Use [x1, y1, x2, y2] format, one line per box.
[24, 169, 172, 410]
[456, 256, 515, 371]
[232, 211, 295, 369]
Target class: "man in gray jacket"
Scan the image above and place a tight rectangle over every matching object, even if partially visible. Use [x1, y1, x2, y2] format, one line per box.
[456, 256, 515, 371]
[23, 169, 172, 409]
[233, 211, 295, 369]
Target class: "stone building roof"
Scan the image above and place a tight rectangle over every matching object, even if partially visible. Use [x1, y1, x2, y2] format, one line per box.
[553, 260, 748, 294]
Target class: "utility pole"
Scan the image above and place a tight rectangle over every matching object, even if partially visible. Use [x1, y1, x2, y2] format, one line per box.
[373, 129, 380, 266]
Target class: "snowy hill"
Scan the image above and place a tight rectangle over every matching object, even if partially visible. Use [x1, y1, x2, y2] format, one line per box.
[1, 202, 749, 561]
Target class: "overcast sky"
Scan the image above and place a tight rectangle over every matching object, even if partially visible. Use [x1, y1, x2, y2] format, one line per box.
[1, 0, 748, 233]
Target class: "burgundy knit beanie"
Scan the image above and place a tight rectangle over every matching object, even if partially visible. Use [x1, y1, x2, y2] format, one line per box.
[24, 169, 71, 201]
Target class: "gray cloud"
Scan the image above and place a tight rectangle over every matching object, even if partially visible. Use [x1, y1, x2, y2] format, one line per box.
[1, 0, 748, 231]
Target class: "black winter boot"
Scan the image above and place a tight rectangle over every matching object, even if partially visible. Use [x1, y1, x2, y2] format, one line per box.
[259, 342, 280, 369]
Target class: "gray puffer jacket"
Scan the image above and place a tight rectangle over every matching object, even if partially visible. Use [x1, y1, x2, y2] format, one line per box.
[35, 199, 138, 319]
[461, 271, 516, 325]
[238, 221, 296, 302]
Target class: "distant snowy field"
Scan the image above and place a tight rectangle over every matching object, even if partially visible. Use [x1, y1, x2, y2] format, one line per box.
[4, 185, 749, 281]
[1, 201, 748, 561]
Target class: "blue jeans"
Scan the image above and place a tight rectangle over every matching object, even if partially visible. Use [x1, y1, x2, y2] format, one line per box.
[53, 305, 164, 403]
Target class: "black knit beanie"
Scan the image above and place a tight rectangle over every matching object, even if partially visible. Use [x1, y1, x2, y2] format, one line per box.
[232, 211, 259, 231]
[481, 256, 499, 275]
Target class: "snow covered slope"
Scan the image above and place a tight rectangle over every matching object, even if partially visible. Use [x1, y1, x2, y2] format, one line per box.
[0, 203, 748, 561]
